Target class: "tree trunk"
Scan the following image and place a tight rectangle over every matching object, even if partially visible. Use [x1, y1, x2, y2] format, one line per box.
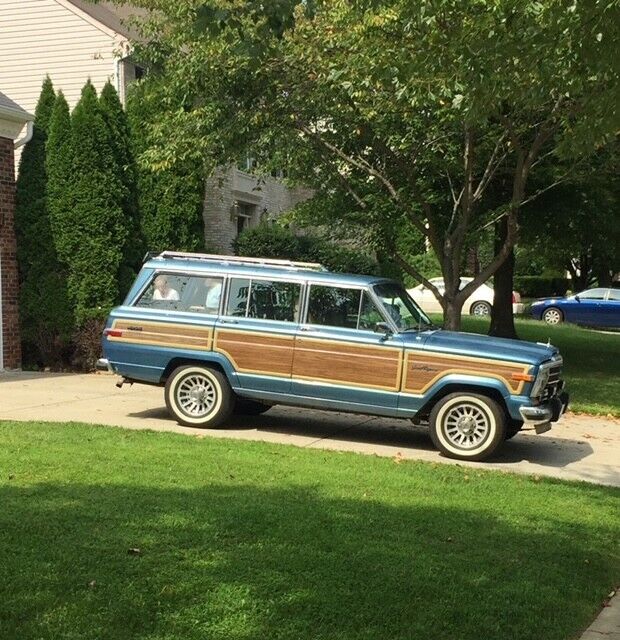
[489, 217, 518, 339]
[443, 299, 463, 331]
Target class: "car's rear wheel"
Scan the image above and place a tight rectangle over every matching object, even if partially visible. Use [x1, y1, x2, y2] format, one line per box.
[429, 393, 506, 461]
[165, 365, 234, 428]
[470, 301, 492, 316]
[542, 307, 563, 325]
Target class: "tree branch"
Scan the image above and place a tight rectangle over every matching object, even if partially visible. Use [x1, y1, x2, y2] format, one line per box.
[392, 250, 443, 299]
[473, 132, 508, 201]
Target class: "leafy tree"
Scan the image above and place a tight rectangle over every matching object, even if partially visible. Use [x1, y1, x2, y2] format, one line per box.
[126, 0, 620, 330]
[99, 82, 145, 295]
[520, 157, 620, 291]
[234, 223, 379, 274]
[15, 82, 74, 365]
[48, 81, 128, 324]
[15, 78, 74, 365]
[126, 82, 205, 253]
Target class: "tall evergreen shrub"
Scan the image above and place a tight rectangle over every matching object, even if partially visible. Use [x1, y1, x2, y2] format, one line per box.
[99, 82, 144, 295]
[16, 78, 73, 365]
[126, 87, 204, 253]
[48, 81, 128, 325]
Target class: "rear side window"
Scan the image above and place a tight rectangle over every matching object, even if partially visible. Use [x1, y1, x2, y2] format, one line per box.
[226, 278, 301, 322]
[608, 289, 620, 301]
[135, 274, 224, 314]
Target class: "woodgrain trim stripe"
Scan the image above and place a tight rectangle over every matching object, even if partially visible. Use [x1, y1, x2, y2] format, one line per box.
[402, 349, 531, 395]
[214, 329, 295, 376]
[108, 319, 213, 351]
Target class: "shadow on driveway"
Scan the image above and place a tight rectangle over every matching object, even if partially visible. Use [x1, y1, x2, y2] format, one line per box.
[127, 404, 603, 480]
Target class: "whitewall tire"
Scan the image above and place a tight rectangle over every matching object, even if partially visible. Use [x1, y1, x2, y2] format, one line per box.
[165, 365, 234, 428]
[429, 393, 506, 461]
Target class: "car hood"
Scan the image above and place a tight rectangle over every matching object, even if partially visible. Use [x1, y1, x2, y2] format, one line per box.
[403, 329, 558, 366]
[531, 296, 570, 305]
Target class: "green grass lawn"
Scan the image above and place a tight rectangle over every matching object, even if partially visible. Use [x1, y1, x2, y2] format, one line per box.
[429, 315, 620, 417]
[1, 422, 618, 640]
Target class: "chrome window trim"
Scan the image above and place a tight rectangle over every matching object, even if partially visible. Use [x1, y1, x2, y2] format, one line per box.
[223, 275, 303, 324]
[301, 282, 393, 333]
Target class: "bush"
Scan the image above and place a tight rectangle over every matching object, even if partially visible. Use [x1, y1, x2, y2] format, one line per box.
[234, 224, 379, 274]
[513, 276, 571, 298]
[15, 78, 74, 367]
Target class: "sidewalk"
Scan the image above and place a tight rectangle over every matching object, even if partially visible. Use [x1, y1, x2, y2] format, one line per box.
[1, 371, 619, 486]
[579, 590, 620, 640]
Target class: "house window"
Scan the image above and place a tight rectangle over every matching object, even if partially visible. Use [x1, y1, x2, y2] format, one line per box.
[235, 202, 255, 236]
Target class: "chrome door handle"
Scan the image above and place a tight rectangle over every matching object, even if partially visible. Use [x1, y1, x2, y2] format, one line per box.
[220, 318, 239, 324]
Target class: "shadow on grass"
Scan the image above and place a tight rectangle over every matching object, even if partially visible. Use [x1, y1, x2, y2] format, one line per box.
[0, 481, 616, 640]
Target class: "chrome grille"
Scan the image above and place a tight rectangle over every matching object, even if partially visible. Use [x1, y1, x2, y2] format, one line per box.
[542, 363, 563, 400]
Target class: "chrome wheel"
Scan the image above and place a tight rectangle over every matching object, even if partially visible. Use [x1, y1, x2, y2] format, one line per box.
[429, 393, 506, 461]
[542, 308, 562, 325]
[471, 301, 491, 316]
[165, 365, 234, 428]
[443, 402, 490, 450]
[176, 373, 217, 417]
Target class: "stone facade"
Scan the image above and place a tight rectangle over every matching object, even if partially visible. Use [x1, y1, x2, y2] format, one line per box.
[203, 167, 313, 254]
[0, 135, 20, 369]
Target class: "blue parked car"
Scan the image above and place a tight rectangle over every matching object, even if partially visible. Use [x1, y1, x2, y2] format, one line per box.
[530, 287, 620, 328]
[99, 252, 569, 462]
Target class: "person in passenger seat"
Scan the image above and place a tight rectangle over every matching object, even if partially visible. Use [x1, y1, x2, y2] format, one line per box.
[205, 277, 222, 314]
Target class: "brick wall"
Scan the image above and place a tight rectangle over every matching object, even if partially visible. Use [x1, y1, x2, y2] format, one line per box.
[203, 167, 313, 254]
[0, 136, 20, 369]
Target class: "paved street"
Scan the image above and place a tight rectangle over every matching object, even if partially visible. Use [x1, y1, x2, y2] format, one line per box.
[1, 370, 619, 487]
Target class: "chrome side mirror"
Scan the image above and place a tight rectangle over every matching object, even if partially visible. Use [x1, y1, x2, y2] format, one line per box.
[374, 322, 393, 339]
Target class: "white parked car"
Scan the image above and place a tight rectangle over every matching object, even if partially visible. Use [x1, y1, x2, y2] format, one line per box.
[407, 277, 524, 316]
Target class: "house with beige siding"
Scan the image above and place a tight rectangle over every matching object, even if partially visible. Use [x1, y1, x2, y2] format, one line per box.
[0, 0, 309, 253]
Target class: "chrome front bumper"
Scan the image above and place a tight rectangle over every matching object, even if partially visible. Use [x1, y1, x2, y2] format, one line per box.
[96, 358, 113, 372]
[519, 392, 569, 430]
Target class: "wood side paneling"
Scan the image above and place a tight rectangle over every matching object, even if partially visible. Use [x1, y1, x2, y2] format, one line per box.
[109, 320, 212, 351]
[402, 351, 530, 395]
[293, 337, 402, 391]
[214, 329, 294, 376]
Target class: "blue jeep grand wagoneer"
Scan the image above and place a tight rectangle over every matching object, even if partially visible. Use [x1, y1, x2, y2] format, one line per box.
[99, 252, 569, 461]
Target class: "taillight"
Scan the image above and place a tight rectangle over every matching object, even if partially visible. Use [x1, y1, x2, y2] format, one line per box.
[512, 291, 521, 303]
[103, 328, 123, 338]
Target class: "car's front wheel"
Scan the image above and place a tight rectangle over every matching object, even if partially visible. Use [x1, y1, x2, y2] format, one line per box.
[165, 365, 234, 428]
[542, 307, 563, 325]
[429, 393, 506, 461]
[470, 301, 492, 316]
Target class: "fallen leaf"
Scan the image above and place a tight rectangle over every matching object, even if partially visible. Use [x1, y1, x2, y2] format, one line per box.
[128, 548, 142, 556]
[393, 452, 403, 464]
[88, 580, 97, 589]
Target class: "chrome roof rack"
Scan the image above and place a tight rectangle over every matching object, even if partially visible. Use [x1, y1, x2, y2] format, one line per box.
[155, 251, 327, 272]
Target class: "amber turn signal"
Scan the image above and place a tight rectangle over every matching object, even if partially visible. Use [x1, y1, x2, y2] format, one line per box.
[511, 372, 535, 382]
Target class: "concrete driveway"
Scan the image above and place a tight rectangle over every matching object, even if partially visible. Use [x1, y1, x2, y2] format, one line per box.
[1, 371, 619, 487]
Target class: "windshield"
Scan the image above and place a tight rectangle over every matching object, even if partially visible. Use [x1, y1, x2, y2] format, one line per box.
[373, 282, 434, 331]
